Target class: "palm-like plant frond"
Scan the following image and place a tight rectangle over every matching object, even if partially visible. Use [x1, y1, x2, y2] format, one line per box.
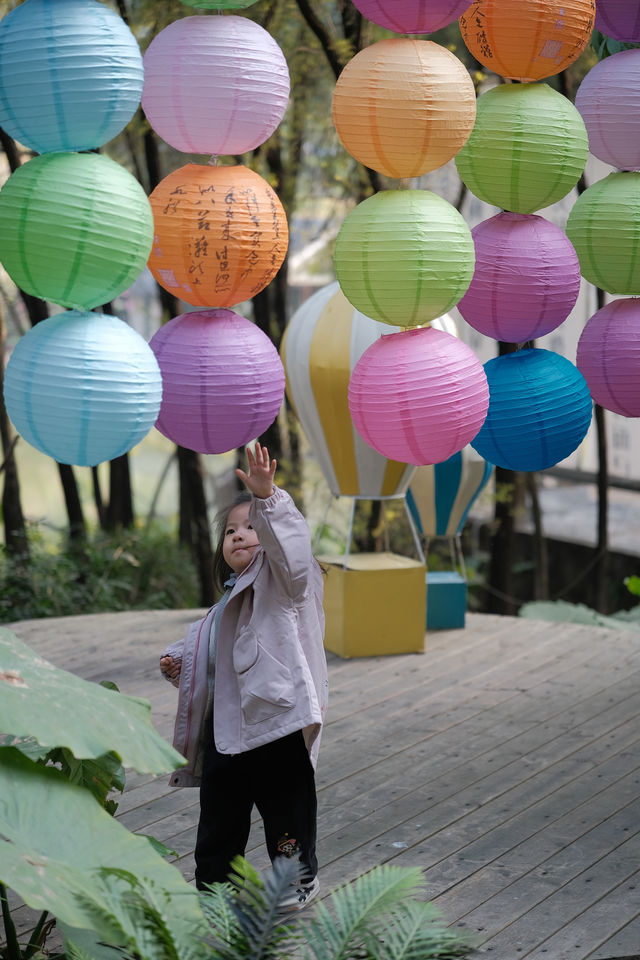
[298, 864, 427, 960]
[366, 901, 474, 960]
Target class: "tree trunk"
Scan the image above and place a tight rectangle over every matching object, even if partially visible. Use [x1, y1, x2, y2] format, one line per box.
[526, 472, 549, 600]
[106, 455, 134, 530]
[594, 401, 609, 613]
[177, 446, 215, 606]
[0, 306, 29, 559]
[58, 464, 86, 542]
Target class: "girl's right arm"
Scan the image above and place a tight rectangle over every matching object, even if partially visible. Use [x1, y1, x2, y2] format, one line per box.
[160, 637, 184, 687]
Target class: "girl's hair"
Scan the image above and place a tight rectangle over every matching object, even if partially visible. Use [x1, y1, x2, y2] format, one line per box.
[212, 491, 253, 593]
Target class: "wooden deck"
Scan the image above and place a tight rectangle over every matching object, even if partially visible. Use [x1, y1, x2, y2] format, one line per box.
[5, 610, 640, 960]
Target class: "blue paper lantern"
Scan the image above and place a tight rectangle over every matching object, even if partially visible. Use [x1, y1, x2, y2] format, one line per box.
[0, 0, 143, 155]
[471, 349, 593, 472]
[3, 311, 162, 467]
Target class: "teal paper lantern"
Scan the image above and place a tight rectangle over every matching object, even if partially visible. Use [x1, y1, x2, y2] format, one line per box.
[471, 348, 593, 472]
[334, 190, 475, 327]
[455, 84, 588, 214]
[0, 0, 143, 155]
[566, 172, 640, 295]
[3, 311, 162, 467]
[0, 152, 153, 310]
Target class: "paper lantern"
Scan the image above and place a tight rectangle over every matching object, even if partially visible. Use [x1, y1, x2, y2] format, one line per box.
[147, 164, 288, 309]
[457, 212, 581, 343]
[576, 298, 640, 418]
[459, 0, 595, 82]
[348, 327, 489, 466]
[351, 0, 471, 34]
[566, 172, 640, 295]
[332, 39, 476, 178]
[282, 282, 455, 498]
[142, 16, 289, 156]
[149, 309, 284, 454]
[575, 49, 640, 171]
[455, 84, 588, 215]
[334, 190, 474, 327]
[406, 448, 493, 538]
[471, 349, 592, 472]
[0, 0, 143, 155]
[3, 311, 162, 467]
[0, 152, 153, 311]
[595, 1, 640, 42]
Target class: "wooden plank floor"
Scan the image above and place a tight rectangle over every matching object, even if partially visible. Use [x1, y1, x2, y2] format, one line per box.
[4, 610, 640, 960]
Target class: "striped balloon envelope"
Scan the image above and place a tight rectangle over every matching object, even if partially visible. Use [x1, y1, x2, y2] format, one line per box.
[406, 447, 494, 538]
[281, 281, 456, 499]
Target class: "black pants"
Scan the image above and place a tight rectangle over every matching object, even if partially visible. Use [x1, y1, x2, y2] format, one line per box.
[194, 729, 318, 889]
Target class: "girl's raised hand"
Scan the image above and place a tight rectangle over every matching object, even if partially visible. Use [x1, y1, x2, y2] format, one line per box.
[236, 442, 277, 499]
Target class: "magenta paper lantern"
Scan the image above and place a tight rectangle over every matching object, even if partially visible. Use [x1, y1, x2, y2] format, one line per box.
[575, 49, 640, 171]
[142, 16, 290, 156]
[457, 212, 581, 343]
[576, 297, 640, 417]
[350, 0, 471, 33]
[595, 1, 640, 42]
[149, 309, 285, 454]
[348, 326, 489, 466]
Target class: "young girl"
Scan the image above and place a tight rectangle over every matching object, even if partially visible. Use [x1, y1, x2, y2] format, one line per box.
[160, 443, 328, 909]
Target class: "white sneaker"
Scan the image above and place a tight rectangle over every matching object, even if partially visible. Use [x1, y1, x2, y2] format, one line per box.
[279, 876, 320, 912]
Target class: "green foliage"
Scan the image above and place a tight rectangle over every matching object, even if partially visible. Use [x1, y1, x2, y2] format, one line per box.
[0, 524, 199, 624]
[624, 575, 640, 598]
[519, 599, 640, 632]
[591, 29, 640, 60]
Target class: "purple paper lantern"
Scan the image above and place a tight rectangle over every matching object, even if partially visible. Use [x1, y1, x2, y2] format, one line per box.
[575, 49, 640, 171]
[351, 0, 471, 33]
[149, 309, 285, 454]
[576, 297, 640, 418]
[457, 212, 581, 343]
[348, 326, 489, 466]
[142, 16, 290, 156]
[595, 1, 640, 42]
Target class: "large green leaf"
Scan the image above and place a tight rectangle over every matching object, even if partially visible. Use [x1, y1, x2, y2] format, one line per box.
[0, 748, 207, 955]
[0, 628, 184, 774]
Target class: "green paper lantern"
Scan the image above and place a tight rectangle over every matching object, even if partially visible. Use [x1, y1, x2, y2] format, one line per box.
[179, 0, 258, 7]
[455, 83, 588, 215]
[566, 172, 640, 295]
[0, 152, 153, 310]
[334, 190, 474, 328]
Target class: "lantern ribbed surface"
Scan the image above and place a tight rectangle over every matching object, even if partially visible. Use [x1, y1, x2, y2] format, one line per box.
[348, 327, 489, 467]
[459, 0, 595, 82]
[3, 311, 162, 467]
[457, 212, 581, 343]
[149, 309, 285, 455]
[455, 84, 588, 215]
[0, 152, 153, 311]
[595, 1, 640, 42]
[0, 0, 143, 155]
[407, 449, 493, 538]
[471, 349, 593, 472]
[334, 190, 474, 328]
[148, 164, 288, 308]
[142, 16, 289, 156]
[351, 0, 471, 34]
[332, 39, 476, 179]
[575, 49, 640, 171]
[566, 172, 640, 295]
[576, 298, 640, 418]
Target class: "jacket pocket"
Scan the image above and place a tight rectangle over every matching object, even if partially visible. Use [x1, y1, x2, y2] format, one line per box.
[233, 628, 295, 725]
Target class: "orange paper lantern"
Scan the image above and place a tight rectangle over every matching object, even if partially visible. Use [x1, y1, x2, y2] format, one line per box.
[147, 164, 288, 308]
[332, 38, 476, 179]
[459, 0, 595, 83]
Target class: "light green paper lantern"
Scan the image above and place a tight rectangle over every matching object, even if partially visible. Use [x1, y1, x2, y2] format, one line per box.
[566, 172, 640, 295]
[455, 83, 588, 215]
[0, 152, 153, 310]
[180, 0, 258, 7]
[334, 190, 475, 328]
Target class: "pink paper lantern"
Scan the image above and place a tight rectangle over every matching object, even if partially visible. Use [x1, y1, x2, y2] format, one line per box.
[576, 297, 640, 417]
[142, 16, 290, 156]
[457, 212, 581, 343]
[348, 326, 489, 466]
[595, 1, 640, 42]
[351, 0, 471, 33]
[149, 309, 285, 454]
[575, 49, 640, 171]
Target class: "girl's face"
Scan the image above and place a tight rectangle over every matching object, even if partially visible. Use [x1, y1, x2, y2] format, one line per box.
[222, 502, 260, 575]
